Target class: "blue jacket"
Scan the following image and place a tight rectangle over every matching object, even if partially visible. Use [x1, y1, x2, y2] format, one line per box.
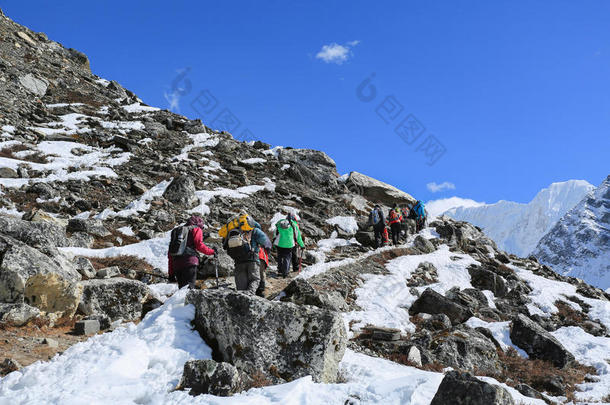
[249, 227, 272, 260]
[412, 202, 426, 219]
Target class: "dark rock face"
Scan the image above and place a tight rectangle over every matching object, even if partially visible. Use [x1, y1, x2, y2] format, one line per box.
[177, 359, 247, 396]
[67, 218, 110, 238]
[354, 231, 375, 247]
[409, 288, 473, 325]
[186, 289, 347, 383]
[280, 278, 348, 311]
[197, 250, 233, 278]
[468, 266, 508, 297]
[162, 175, 198, 208]
[428, 326, 501, 375]
[430, 370, 515, 405]
[510, 314, 575, 368]
[414, 235, 436, 253]
[78, 278, 151, 321]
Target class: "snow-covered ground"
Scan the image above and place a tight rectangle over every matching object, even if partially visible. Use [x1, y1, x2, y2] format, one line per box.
[8, 225, 610, 404]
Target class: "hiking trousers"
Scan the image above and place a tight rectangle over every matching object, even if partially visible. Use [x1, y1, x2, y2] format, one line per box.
[256, 261, 267, 296]
[390, 223, 401, 245]
[373, 228, 384, 248]
[291, 246, 301, 272]
[277, 247, 292, 277]
[235, 261, 260, 294]
[176, 265, 197, 289]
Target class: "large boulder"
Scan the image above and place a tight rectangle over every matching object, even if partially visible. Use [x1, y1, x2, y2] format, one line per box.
[277, 148, 336, 172]
[0, 215, 71, 248]
[162, 175, 198, 208]
[428, 326, 501, 374]
[280, 279, 348, 311]
[198, 250, 233, 278]
[346, 171, 415, 205]
[186, 289, 347, 383]
[431, 370, 515, 405]
[78, 278, 151, 321]
[0, 303, 40, 326]
[510, 314, 575, 368]
[468, 266, 508, 297]
[354, 231, 375, 247]
[409, 288, 473, 325]
[414, 235, 436, 253]
[177, 359, 247, 396]
[0, 235, 81, 319]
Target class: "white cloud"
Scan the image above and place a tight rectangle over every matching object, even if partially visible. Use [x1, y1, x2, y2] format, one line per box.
[427, 181, 456, 193]
[315, 40, 359, 64]
[426, 197, 486, 217]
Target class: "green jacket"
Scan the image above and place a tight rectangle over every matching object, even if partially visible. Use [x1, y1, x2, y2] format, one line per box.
[273, 219, 305, 249]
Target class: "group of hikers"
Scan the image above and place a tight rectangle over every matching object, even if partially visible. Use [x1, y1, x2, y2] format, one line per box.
[167, 200, 426, 295]
[368, 200, 427, 248]
[167, 211, 304, 297]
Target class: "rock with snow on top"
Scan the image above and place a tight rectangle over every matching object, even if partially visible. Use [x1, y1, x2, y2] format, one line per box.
[186, 289, 347, 383]
[430, 370, 515, 405]
[78, 278, 151, 322]
[177, 359, 247, 397]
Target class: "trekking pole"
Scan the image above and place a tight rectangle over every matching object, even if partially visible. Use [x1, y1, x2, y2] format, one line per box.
[215, 256, 219, 289]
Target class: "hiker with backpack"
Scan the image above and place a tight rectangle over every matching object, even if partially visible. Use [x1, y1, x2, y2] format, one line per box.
[220, 212, 271, 294]
[368, 204, 386, 248]
[387, 204, 403, 245]
[257, 247, 269, 297]
[168, 215, 217, 289]
[411, 200, 427, 232]
[273, 213, 305, 278]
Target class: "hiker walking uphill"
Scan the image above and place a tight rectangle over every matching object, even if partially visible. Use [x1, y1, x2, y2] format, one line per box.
[220, 212, 271, 294]
[387, 204, 403, 245]
[168, 215, 217, 289]
[369, 205, 385, 248]
[410, 200, 427, 233]
[273, 213, 305, 278]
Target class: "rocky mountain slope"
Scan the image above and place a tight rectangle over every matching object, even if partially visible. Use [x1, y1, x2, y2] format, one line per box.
[533, 176, 610, 291]
[1, 9, 610, 405]
[441, 180, 594, 257]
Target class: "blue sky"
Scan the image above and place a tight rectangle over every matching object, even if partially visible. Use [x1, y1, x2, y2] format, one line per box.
[3, 1, 609, 204]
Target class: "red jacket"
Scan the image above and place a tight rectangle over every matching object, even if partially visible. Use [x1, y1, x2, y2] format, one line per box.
[168, 227, 215, 277]
[388, 209, 402, 225]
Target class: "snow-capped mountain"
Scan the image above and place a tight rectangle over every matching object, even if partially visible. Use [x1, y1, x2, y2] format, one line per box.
[533, 176, 610, 290]
[440, 180, 594, 257]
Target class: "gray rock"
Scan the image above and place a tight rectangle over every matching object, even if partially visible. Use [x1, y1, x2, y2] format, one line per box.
[162, 175, 198, 208]
[280, 278, 348, 312]
[0, 167, 18, 178]
[0, 215, 71, 249]
[74, 257, 96, 279]
[67, 218, 111, 238]
[0, 358, 22, 375]
[42, 338, 58, 348]
[0, 235, 81, 319]
[96, 266, 120, 279]
[407, 261, 438, 286]
[0, 303, 40, 326]
[198, 250, 233, 278]
[409, 288, 473, 325]
[186, 289, 347, 383]
[27, 182, 57, 199]
[414, 235, 436, 253]
[354, 231, 375, 247]
[74, 319, 100, 335]
[78, 278, 151, 322]
[177, 359, 247, 396]
[430, 370, 515, 405]
[346, 171, 415, 205]
[416, 313, 452, 331]
[510, 314, 575, 368]
[429, 326, 501, 374]
[468, 266, 508, 297]
[19, 74, 48, 97]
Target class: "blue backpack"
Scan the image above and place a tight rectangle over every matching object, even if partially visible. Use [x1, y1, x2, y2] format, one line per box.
[413, 201, 426, 219]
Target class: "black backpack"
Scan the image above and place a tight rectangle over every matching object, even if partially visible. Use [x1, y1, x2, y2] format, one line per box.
[224, 228, 256, 263]
[168, 225, 197, 257]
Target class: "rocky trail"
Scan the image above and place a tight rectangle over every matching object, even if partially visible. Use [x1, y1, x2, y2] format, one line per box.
[1, 7, 610, 405]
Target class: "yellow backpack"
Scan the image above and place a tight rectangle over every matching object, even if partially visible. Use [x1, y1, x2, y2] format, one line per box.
[218, 213, 255, 239]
